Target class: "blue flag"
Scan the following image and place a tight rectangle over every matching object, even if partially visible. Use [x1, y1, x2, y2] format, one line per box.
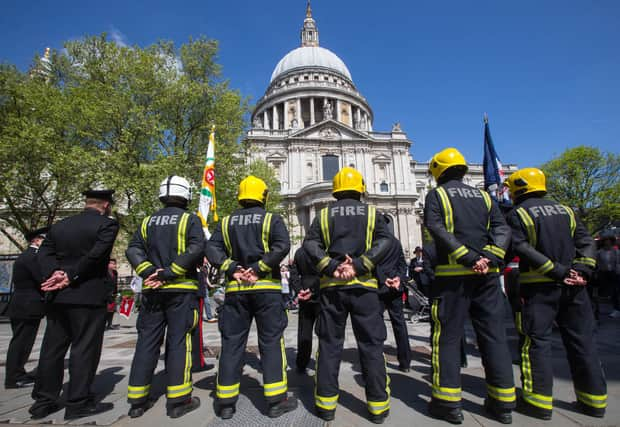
[483, 116, 510, 204]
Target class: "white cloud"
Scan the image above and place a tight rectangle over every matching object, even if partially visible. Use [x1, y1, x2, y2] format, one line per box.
[109, 26, 128, 48]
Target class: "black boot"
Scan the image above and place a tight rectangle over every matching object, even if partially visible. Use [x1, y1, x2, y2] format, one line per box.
[517, 398, 551, 420]
[484, 399, 512, 424]
[428, 401, 464, 424]
[368, 409, 389, 424]
[576, 401, 605, 418]
[217, 404, 235, 419]
[268, 396, 298, 418]
[128, 400, 155, 418]
[167, 396, 200, 418]
[315, 407, 335, 421]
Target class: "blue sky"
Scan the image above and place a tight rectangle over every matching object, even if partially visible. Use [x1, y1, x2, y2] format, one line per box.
[1, 0, 618, 167]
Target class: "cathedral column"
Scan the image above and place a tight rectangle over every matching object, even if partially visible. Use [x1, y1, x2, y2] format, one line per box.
[297, 98, 302, 128]
[263, 110, 269, 130]
[355, 108, 361, 129]
[336, 99, 341, 122]
[310, 97, 315, 125]
[283, 102, 289, 130]
[273, 105, 279, 130]
[347, 104, 353, 127]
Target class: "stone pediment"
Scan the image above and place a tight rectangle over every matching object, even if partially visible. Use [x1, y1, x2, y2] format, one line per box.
[287, 120, 373, 142]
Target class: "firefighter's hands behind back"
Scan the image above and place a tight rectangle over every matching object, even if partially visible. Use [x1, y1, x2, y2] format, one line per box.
[233, 267, 259, 284]
[472, 257, 491, 275]
[385, 276, 400, 289]
[297, 288, 312, 301]
[564, 269, 587, 286]
[145, 269, 165, 289]
[334, 254, 356, 280]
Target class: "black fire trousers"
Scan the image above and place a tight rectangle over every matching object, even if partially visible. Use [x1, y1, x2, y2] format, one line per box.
[127, 292, 199, 407]
[296, 300, 320, 370]
[518, 283, 607, 415]
[5, 318, 41, 386]
[31, 304, 106, 410]
[216, 292, 288, 407]
[315, 288, 390, 416]
[430, 274, 516, 410]
[380, 289, 411, 368]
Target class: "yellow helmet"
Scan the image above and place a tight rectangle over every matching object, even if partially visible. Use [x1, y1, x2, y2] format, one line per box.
[429, 147, 468, 181]
[333, 167, 365, 195]
[238, 175, 268, 204]
[504, 168, 546, 199]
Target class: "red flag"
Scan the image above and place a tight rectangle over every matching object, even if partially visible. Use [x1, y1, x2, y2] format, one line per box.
[119, 296, 134, 319]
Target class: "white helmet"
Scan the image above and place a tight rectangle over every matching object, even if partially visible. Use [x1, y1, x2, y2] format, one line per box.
[158, 175, 192, 202]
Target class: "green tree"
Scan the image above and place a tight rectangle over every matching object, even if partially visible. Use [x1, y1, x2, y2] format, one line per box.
[0, 64, 99, 251]
[540, 146, 620, 231]
[0, 33, 254, 251]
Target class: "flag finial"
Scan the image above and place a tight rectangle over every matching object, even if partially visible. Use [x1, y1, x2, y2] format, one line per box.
[483, 112, 489, 124]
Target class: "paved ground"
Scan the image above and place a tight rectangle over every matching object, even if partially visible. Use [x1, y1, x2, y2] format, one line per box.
[1, 301, 619, 427]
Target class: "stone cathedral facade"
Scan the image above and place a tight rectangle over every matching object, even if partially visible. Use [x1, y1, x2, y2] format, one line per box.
[245, 3, 516, 258]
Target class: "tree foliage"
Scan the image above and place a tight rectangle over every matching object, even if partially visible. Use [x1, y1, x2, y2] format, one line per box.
[540, 145, 620, 231]
[0, 34, 259, 251]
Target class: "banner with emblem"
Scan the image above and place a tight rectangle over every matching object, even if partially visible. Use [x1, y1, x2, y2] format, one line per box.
[198, 125, 218, 237]
[119, 296, 134, 319]
[483, 114, 511, 204]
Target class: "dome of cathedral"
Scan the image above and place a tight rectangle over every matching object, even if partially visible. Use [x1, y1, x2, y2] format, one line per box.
[270, 46, 352, 83]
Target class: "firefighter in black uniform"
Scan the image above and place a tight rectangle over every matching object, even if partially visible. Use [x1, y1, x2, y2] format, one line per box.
[125, 176, 205, 419]
[30, 190, 119, 420]
[303, 167, 393, 424]
[291, 246, 321, 374]
[424, 148, 515, 424]
[376, 216, 411, 372]
[504, 168, 606, 420]
[206, 175, 297, 420]
[4, 227, 48, 389]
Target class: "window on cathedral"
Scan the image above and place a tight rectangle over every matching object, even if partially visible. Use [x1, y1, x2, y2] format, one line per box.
[322, 155, 339, 181]
[380, 181, 389, 193]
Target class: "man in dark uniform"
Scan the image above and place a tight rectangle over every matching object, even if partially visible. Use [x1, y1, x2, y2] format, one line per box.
[424, 148, 515, 424]
[206, 175, 297, 420]
[303, 167, 393, 424]
[291, 246, 321, 374]
[409, 246, 434, 297]
[29, 189, 119, 420]
[505, 168, 606, 420]
[376, 216, 411, 372]
[125, 176, 205, 419]
[5, 227, 48, 389]
[104, 259, 118, 330]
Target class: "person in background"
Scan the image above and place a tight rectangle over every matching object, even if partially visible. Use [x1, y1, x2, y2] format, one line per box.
[408, 246, 434, 297]
[596, 232, 619, 318]
[376, 224, 412, 373]
[5, 227, 48, 389]
[291, 247, 320, 374]
[198, 259, 217, 323]
[105, 259, 118, 330]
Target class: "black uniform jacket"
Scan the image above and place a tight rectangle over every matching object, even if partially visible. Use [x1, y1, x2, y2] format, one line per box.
[303, 198, 391, 285]
[206, 206, 290, 284]
[506, 196, 596, 284]
[7, 246, 45, 319]
[376, 237, 408, 294]
[38, 208, 119, 305]
[292, 247, 320, 301]
[424, 179, 511, 276]
[126, 206, 205, 292]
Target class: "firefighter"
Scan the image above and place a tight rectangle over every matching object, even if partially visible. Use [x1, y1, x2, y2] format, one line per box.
[206, 176, 296, 420]
[125, 176, 205, 419]
[504, 168, 606, 420]
[303, 167, 393, 424]
[424, 148, 515, 424]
